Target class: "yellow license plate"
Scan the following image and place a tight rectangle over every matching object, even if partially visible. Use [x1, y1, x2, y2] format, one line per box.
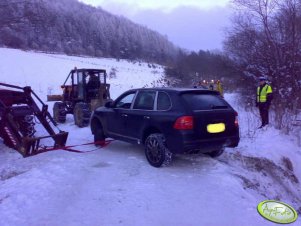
[207, 123, 225, 133]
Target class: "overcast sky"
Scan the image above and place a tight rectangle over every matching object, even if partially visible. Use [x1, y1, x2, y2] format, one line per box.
[79, 0, 232, 51]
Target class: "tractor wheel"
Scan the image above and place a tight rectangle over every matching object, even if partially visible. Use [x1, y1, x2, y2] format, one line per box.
[74, 102, 91, 128]
[53, 102, 66, 123]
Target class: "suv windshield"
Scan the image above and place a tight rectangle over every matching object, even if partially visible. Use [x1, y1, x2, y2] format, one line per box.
[182, 93, 229, 110]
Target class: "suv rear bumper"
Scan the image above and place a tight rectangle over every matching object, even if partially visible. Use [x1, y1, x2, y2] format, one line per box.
[166, 133, 239, 154]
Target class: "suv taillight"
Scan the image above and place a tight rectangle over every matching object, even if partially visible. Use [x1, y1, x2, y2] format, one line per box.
[173, 116, 194, 130]
[235, 112, 239, 127]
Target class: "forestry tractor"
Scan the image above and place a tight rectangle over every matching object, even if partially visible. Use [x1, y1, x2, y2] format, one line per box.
[47, 68, 111, 127]
[0, 83, 68, 157]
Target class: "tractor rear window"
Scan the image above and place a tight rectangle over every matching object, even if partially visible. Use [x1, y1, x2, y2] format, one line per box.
[182, 93, 229, 110]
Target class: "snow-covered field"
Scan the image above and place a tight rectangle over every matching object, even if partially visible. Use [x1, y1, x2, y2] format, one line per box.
[0, 48, 166, 100]
[0, 48, 300, 226]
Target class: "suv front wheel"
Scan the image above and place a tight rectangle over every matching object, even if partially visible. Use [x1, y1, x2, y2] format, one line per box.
[94, 123, 106, 145]
[144, 133, 172, 167]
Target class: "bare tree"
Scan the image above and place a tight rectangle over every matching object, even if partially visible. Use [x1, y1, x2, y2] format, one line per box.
[225, 0, 301, 130]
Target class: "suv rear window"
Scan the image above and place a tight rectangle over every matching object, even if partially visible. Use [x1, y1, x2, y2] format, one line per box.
[182, 93, 229, 110]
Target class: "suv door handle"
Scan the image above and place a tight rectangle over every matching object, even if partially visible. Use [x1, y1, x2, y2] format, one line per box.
[144, 116, 150, 119]
[121, 114, 128, 117]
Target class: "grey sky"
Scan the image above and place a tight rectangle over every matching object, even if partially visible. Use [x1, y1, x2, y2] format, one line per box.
[79, 0, 232, 51]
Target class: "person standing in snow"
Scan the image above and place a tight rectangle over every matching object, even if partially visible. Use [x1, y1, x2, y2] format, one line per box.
[209, 80, 215, 91]
[216, 80, 224, 97]
[256, 77, 273, 128]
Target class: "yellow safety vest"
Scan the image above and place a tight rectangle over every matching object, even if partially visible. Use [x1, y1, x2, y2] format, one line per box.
[216, 83, 223, 97]
[257, 84, 272, 103]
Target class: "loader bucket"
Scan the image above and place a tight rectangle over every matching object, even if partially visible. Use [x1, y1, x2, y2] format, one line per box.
[21, 132, 69, 157]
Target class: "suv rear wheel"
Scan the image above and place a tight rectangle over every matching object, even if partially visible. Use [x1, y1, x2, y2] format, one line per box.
[144, 133, 172, 167]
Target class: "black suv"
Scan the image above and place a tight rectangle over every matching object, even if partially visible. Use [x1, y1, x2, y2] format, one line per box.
[90, 88, 239, 167]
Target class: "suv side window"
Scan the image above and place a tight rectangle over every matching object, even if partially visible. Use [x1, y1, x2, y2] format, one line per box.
[157, 92, 171, 110]
[133, 91, 156, 110]
[115, 92, 136, 109]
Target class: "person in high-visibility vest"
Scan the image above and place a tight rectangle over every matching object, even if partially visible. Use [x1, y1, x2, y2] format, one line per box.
[256, 77, 273, 128]
[216, 80, 224, 97]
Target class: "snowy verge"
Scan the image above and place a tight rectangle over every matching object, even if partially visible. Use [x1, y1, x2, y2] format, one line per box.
[223, 93, 301, 213]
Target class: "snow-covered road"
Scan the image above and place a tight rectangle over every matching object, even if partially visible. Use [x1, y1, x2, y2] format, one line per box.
[0, 138, 262, 226]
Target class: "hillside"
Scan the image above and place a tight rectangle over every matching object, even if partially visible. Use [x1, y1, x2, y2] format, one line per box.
[0, 0, 179, 64]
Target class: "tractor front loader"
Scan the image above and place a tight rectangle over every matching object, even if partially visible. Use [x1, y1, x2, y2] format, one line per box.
[0, 83, 68, 157]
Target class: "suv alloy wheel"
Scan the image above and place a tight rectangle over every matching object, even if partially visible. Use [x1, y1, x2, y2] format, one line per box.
[144, 133, 172, 167]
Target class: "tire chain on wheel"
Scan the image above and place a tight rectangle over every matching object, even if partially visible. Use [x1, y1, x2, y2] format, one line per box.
[163, 149, 173, 166]
[157, 134, 172, 167]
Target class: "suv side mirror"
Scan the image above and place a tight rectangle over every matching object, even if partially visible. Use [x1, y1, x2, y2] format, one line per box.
[105, 101, 113, 108]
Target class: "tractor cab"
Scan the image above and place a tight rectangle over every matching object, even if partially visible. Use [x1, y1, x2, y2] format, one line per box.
[62, 69, 110, 103]
[48, 68, 111, 127]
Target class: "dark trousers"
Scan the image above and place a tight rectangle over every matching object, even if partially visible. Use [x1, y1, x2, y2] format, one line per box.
[259, 103, 270, 126]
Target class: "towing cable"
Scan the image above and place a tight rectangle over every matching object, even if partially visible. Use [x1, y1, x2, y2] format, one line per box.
[38, 139, 115, 154]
